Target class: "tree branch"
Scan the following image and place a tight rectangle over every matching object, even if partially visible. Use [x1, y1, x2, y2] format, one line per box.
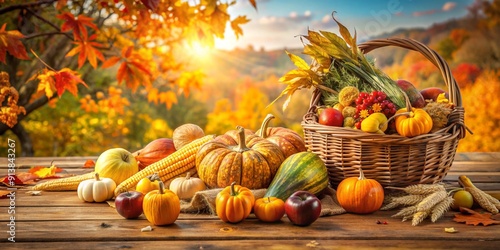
[0, 0, 58, 15]
[24, 7, 74, 40]
[24, 31, 71, 40]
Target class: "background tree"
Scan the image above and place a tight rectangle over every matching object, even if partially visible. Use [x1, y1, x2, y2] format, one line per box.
[0, 0, 256, 156]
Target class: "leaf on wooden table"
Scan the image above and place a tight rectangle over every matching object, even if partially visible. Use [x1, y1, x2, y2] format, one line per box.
[83, 159, 95, 168]
[29, 165, 62, 179]
[0, 190, 13, 199]
[0, 23, 30, 63]
[0, 174, 24, 186]
[453, 207, 500, 226]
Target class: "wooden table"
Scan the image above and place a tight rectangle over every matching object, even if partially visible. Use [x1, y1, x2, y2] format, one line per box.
[1, 153, 500, 249]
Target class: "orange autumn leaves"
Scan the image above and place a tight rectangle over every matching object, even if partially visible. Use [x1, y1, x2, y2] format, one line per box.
[0, 23, 29, 63]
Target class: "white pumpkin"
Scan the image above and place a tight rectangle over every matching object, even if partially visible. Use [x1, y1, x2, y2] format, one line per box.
[77, 173, 116, 202]
[169, 172, 206, 200]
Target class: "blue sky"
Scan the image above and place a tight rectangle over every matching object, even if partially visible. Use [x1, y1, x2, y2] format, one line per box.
[215, 0, 475, 50]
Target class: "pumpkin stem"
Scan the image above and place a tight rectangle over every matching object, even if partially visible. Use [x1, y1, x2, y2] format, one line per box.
[257, 114, 275, 138]
[94, 172, 100, 181]
[158, 181, 165, 194]
[185, 172, 191, 179]
[230, 181, 238, 196]
[386, 111, 413, 124]
[149, 172, 160, 182]
[234, 126, 250, 152]
[358, 168, 366, 180]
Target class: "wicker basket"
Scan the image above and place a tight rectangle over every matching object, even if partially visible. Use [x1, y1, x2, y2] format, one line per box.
[301, 38, 467, 188]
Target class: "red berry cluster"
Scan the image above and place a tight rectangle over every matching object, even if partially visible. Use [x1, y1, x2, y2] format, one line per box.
[354, 90, 397, 129]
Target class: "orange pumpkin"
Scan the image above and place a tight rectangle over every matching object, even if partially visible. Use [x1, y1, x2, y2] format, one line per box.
[394, 107, 433, 137]
[134, 138, 176, 170]
[255, 114, 307, 158]
[253, 196, 285, 222]
[336, 168, 384, 214]
[216, 182, 255, 223]
[142, 181, 180, 226]
[196, 126, 285, 189]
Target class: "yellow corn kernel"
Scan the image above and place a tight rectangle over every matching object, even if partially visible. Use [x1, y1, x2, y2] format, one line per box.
[31, 172, 95, 191]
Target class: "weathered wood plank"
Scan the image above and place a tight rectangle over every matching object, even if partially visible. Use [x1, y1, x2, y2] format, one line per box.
[3, 239, 499, 250]
[1, 213, 497, 243]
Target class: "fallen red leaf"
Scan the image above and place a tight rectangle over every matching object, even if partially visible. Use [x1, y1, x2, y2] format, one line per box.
[453, 207, 500, 226]
[0, 190, 13, 199]
[83, 159, 95, 168]
[0, 174, 24, 186]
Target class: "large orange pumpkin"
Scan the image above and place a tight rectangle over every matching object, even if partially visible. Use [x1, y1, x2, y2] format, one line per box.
[255, 114, 307, 158]
[336, 168, 384, 214]
[196, 126, 285, 189]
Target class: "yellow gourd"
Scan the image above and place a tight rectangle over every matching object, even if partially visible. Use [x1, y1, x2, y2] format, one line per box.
[77, 173, 116, 202]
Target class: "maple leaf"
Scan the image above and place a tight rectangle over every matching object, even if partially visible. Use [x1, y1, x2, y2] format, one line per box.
[230, 16, 250, 39]
[66, 34, 104, 68]
[159, 90, 178, 109]
[57, 12, 98, 41]
[0, 23, 30, 64]
[0, 174, 24, 186]
[36, 68, 88, 98]
[453, 207, 500, 226]
[29, 165, 61, 179]
[112, 47, 153, 91]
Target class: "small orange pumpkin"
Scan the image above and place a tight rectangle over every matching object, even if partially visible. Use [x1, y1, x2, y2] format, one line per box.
[336, 168, 384, 214]
[394, 107, 433, 137]
[142, 181, 180, 226]
[215, 182, 255, 223]
[253, 196, 285, 222]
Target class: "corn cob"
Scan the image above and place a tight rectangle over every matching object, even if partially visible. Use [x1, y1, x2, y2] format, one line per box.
[459, 175, 499, 214]
[114, 134, 215, 196]
[31, 172, 95, 191]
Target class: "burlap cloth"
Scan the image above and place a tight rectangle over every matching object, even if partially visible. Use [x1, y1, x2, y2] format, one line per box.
[180, 186, 346, 217]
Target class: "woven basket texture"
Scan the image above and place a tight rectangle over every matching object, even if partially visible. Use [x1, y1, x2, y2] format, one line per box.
[301, 38, 467, 188]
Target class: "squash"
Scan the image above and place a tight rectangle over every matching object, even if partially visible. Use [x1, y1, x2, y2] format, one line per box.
[135, 173, 161, 194]
[142, 181, 180, 226]
[336, 168, 384, 214]
[256, 114, 307, 158]
[361, 112, 388, 134]
[253, 197, 286, 222]
[264, 152, 328, 201]
[172, 123, 205, 150]
[77, 173, 116, 203]
[196, 126, 285, 189]
[394, 107, 433, 137]
[169, 172, 207, 200]
[135, 138, 176, 170]
[215, 182, 255, 223]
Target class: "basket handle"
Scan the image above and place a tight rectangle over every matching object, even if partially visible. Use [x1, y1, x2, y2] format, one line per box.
[358, 38, 467, 138]
[358, 38, 461, 107]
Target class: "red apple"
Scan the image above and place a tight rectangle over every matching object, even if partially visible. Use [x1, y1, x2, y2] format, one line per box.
[318, 108, 343, 127]
[420, 87, 449, 102]
[115, 191, 144, 219]
[284, 191, 321, 226]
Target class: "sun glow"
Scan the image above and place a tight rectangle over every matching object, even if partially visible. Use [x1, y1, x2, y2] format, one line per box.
[188, 41, 212, 60]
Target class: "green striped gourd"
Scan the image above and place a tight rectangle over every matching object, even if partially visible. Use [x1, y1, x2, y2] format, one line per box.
[264, 152, 328, 201]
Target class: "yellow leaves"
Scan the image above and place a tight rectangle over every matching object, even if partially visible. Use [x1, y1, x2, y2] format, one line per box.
[231, 16, 250, 39]
[147, 89, 178, 109]
[80, 86, 130, 115]
[270, 51, 321, 111]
